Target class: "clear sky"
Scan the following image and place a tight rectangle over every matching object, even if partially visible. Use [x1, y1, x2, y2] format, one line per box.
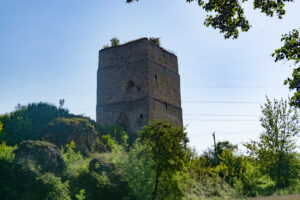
[0, 0, 299, 152]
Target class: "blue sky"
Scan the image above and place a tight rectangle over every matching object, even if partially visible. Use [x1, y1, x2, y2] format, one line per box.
[0, 0, 299, 152]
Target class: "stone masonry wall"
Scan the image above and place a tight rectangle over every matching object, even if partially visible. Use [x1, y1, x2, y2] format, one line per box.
[97, 38, 182, 134]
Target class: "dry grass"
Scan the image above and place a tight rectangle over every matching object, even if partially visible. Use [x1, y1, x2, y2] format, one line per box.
[251, 194, 300, 200]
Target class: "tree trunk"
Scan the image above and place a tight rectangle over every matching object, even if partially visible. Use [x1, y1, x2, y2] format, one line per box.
[152, 164, 160, 200]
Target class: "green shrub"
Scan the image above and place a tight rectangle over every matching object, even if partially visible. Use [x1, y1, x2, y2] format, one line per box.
[62, 141, 83, 163]
[37, 173, 71, 200]
[61, 141, 89, 177]
[98, 125, 128, 147]
[149, 37, 161, 46]
[75, 189, 86, 200]
[110, 141, 155, 199]
[0, 142, 16, 162]
[110, 37, 120, 47]
[101, 134, 120, 152]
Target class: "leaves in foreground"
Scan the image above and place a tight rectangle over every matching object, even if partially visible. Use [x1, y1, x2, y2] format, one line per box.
[126, 0, 293, 39]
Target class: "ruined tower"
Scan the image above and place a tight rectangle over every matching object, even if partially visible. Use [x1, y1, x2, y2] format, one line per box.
[96, 38, 182, 135]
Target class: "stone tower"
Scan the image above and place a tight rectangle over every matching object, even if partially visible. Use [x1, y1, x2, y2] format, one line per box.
[96, 38, 182, 135]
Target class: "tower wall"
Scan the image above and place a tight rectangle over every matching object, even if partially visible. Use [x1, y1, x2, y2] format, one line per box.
[97, 38, 182, 135]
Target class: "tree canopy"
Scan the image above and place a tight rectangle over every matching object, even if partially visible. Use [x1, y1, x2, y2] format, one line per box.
[272, 29, 300, 107]
[139, 120, 189, 200]
[245, 97, 300, 188]
[126, 0, 294, 39]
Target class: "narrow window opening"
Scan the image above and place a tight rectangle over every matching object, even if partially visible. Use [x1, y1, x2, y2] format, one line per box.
[155, 74, 157, 80]
[127, 80, 135, 91]
[140, 114, 144, 119]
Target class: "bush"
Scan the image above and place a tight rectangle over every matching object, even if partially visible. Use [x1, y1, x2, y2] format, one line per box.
[149, 37, 161, 46]
[0, 142, 16, 162]
[110, 141, 155, 199]
[37, 173, 71, 200]
[61, 141, 89, 178]
[98, 125, 128, 148]
[110, 37, 120, 47]
[101, 134, 117, 151]
[75, 189, 86, 200]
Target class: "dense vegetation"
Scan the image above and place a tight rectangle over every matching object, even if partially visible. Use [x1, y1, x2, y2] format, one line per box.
[0, 99, 299, 199]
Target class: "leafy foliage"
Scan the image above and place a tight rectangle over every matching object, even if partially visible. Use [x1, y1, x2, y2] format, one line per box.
[110, 141, 155, 199]
[98, 125, 128, 148]
[203, 140, 237, 167]
[215, 146, 262, 196]
[61, 140, 91, 179]
[272, 29, 300, 107]
[0, 121, 3, 134]
[0, 142, 16, 163]
[101, 134, 118, 151]
[139, 120, 189, 200]
[126, 0, 293, 39]
[0, 102, 73, 145]
[110, 37, 120, 46]
[149, 37, 161, 46]
[75, 189, 86, 200]
[37, 173, 71, 200]
[246, 97, 300, 188]
[253, 0, 293, 18]
[62, 141, 83, 164]
[1, 100, 299, 199]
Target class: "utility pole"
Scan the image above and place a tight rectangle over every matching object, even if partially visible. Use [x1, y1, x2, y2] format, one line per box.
[212, 132, 216, 155]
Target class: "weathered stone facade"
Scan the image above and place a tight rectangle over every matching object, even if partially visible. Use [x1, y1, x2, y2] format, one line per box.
[96, 38, 182, 135]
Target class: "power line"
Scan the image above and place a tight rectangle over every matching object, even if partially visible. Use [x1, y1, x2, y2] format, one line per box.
[66, 108, 261, 117]
[70, 109, 260, 117]
[182, 100, 263, 104]
[188, 132, 258, 137]
[184, 119, 258, 122]
[184, 114, 259, 117]
[182, 85, 282, 89]
[0, 91, 94, 98]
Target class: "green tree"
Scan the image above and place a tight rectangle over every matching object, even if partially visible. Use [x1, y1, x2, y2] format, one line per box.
[149, 37, 161, 46]
[139, 120, 189, 200]
[126, 0, 294, 39]
[110, 37, 120, 46]
[98, 125, 128, 148]
[0, 102, 72, 145]
[0, 121, 3, 141]
[75, 189, 86, 200]
[215, 146, 262, 196]
[246, 97, 300, 188]
[272, 29, 300, 107]
[203, 141, 237, 167]
[112, 141, 155, 199]
[0, 142, 16, 163]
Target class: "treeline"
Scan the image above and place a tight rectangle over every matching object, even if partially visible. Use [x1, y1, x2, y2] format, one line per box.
[0, 98, 299, 200]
